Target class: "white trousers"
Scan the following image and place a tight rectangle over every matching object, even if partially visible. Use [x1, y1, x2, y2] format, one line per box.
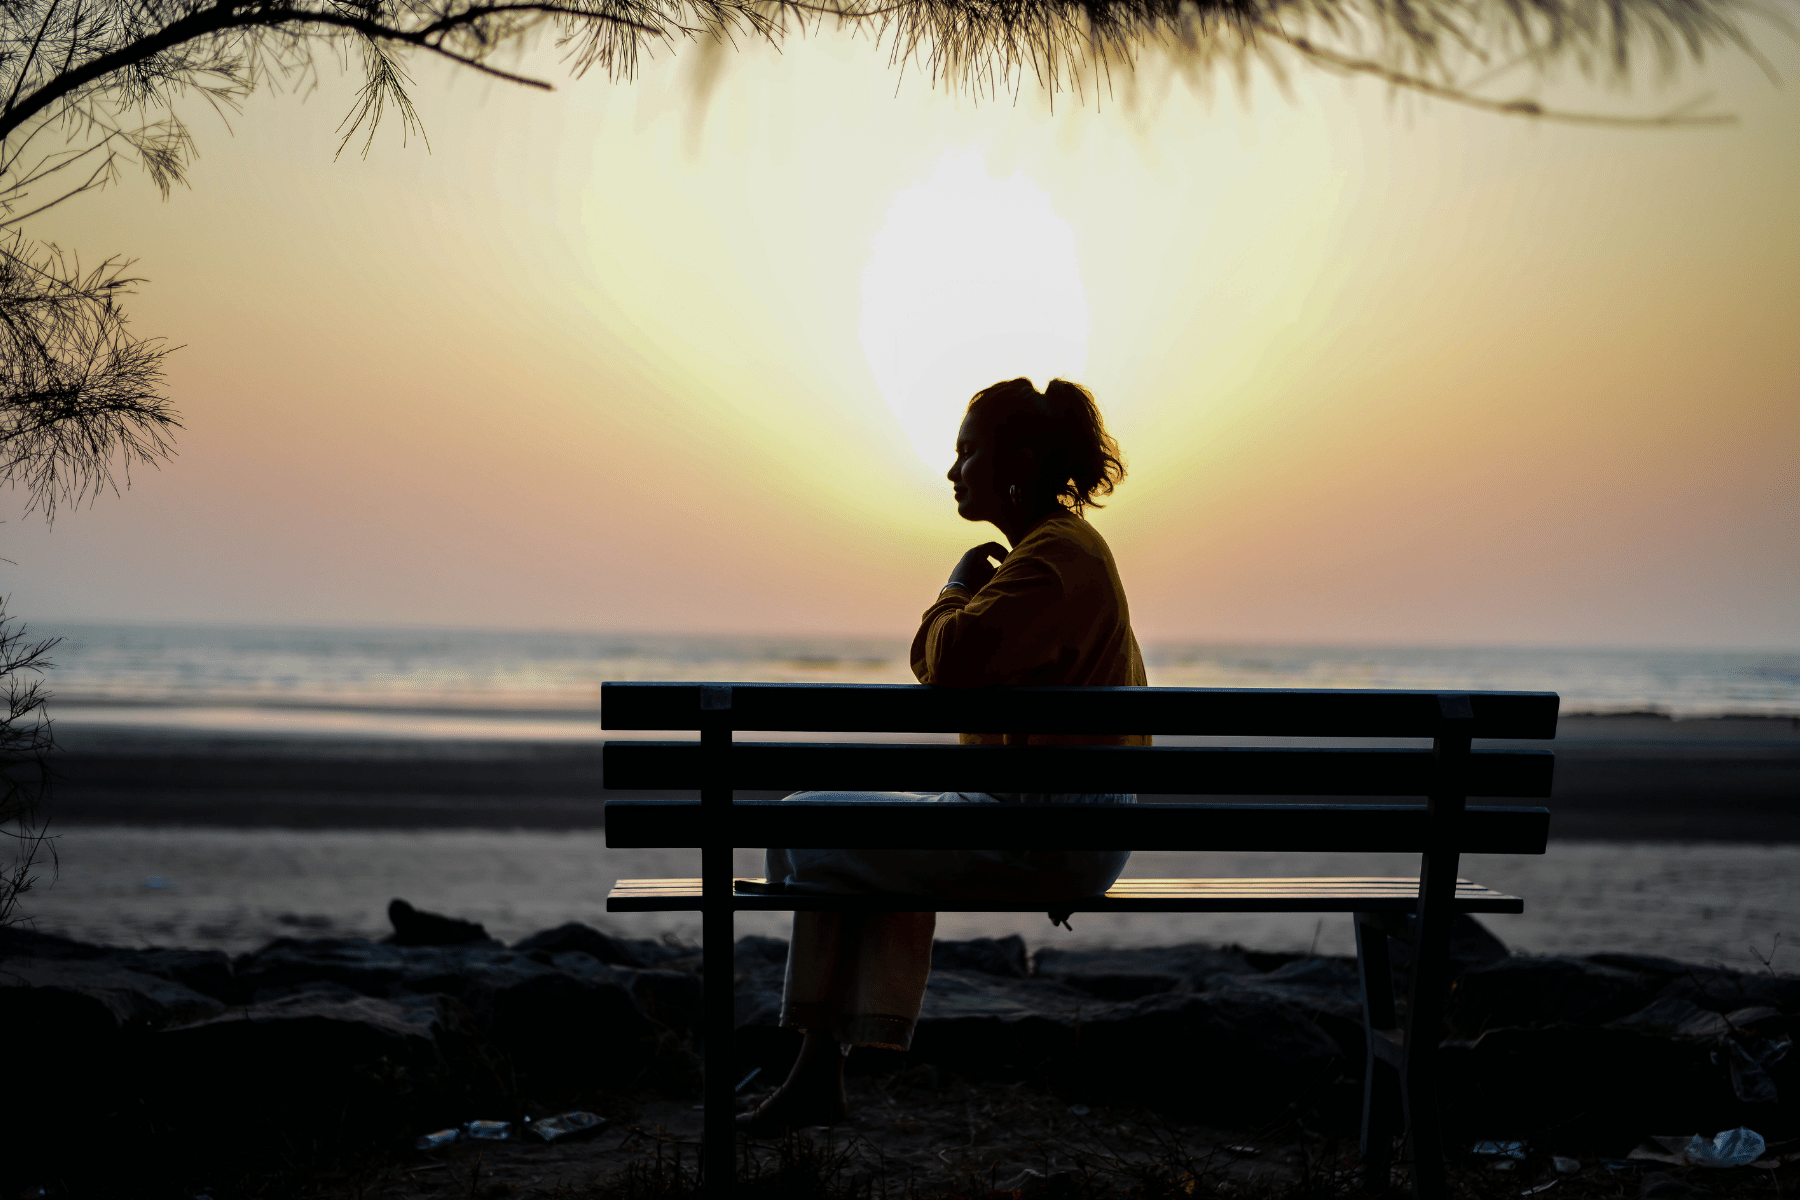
[766, 789, 1134, 1049]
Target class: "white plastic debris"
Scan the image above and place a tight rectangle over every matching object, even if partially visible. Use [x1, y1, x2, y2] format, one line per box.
[1473, 1141, 1527, 1159]
[526, 1112, 607, 1143]
[1683, 1127, 1765, 1168]
[1067, 1105, 1091, 1116]
[1634, 1128, 1768, 1167]
[414, 1128, 459, 1151]
[462, 1120, 513, 1142]
[1552, 1156, 1581, 1174]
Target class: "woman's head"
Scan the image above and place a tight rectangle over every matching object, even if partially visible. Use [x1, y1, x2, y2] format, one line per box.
[947, 377, 1125, 526]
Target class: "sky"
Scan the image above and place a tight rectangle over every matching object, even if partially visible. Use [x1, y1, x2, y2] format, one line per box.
[5, 20, 1797, 648]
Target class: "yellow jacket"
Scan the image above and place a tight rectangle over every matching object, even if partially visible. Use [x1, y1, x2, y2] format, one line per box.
[910, 511, 1149, 748]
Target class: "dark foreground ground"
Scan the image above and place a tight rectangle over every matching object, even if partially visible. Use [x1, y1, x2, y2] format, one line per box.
[6, 903, 1800, 1200]
[168, 1083, 1800, 1200]
[40, 714, 1800, 840]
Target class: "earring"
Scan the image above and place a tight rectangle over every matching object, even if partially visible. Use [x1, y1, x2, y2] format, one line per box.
[1008, 484, 1021, 508]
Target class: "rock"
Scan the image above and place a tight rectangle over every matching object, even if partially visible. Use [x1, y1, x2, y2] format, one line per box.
[451, 957, 658, 1082]
[1388, 914, 1511, 976]
[164, 989, 443, 1067]
[232, 936, 658, 1082]
[1727, 1005, 1789, 1035]
[0, 926, 234, 998]
[1586, 952, 1702, 986]
[513, 921, 697, 968]
[235, 937, 418, 997]
[384, 898, 499, 947]
[1216, 955, 1362, 1004]
[1657, 969, 1800, 1014]
[251, 979, 369, 1005]
[735, 935, 790, 971]
[118, 947, 236, 999]
[0, 925, 93, 958]
[732, 936, 790, 1029]
[153, 991, 456, 1140]
[1076, 991, 1345, 1119]
[0, 956, 225, 1037]
[911, 964, 1347, 1120]
[1449, 956, 1657, 1034]
[1610, 996, 1733, 1040]
[731, 937, 797, 1075]
[550, 951, 703, 1034]
[1207, 957, 1367, 1065]
[932, 935, 1028, 979]
[625, 967, 705, 1033]
[1440, 1026, 1733, 1143]
[1608, 998, 1795, 1105]
[908, 969, 1093, 1071]
[1033, 943, 1250, 1000]
[0, 955, 235, 1169]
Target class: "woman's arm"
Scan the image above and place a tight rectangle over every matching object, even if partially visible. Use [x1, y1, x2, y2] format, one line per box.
[910, 553, 1068, 686]
[945, 542, 1009, 593]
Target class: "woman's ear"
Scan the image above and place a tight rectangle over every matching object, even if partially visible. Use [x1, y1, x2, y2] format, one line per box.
[1012, 446, 1038, 489]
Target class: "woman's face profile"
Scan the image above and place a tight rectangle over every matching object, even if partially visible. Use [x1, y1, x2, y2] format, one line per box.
[947, 412, 1006, 524]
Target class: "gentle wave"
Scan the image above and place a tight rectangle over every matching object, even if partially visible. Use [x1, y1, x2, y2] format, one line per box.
[30, 622, 1800, 738]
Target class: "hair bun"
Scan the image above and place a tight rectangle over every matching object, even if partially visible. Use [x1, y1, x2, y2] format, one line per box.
[964, 377, 1125, 513]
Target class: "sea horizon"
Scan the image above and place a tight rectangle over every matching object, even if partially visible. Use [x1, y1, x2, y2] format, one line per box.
[25, 612, 1800, 654]
[23, 620, 1800, 740]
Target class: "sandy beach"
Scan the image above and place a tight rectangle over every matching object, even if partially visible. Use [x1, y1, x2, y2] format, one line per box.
[40, 712, 1800, 835]
[16, 711, 1797, 971]
[19, 824, 1800, 974]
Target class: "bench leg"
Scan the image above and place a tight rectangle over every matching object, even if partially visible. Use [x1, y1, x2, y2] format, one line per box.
[702, 844, 736, 1197]
[1397, 848, 1462, 1200]
[1355, 913, 1400, 1193]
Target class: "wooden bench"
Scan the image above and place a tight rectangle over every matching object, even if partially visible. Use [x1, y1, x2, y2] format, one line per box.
[601, 682, 1557, 1199]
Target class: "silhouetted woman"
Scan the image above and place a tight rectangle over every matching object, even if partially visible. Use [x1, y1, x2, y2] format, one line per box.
[739, 377, 1147, 1132]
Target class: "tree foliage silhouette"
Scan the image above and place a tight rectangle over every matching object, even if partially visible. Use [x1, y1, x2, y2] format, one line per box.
[0, 0, 1771, 506]
[0, 611, 54, 929]
[0, 0, 1778, 922]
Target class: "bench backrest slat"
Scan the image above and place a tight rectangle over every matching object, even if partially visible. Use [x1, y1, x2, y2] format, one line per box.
[604, 742, 1554, 798]
[601, 682, 1559, 739]
[604, 799, 1550, 854]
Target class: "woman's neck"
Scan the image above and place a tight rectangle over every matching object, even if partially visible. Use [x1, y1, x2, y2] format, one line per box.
[996, 504, 1064, 548]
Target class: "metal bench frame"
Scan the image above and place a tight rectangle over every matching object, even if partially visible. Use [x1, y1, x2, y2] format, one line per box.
[601, 682, 1558, 1199]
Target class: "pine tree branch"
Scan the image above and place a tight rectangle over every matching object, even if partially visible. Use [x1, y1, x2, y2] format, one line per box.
[1270, 28, 1739, 125]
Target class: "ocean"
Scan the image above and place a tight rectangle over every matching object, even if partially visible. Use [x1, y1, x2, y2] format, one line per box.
[18, 622, 1800, 966]
[33, 622, 1800, 737]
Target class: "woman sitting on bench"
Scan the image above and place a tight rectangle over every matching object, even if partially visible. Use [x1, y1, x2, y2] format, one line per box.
[739, 377, 1149, 1132]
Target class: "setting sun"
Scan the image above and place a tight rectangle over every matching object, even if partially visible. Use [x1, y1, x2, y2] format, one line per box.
[859, 149, 1090, 469]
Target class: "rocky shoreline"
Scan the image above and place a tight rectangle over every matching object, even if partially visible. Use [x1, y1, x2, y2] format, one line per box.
[4, 903, 1797, 1196]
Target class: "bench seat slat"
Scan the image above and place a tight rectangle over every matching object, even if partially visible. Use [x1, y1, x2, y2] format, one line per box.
[601, 682, 1560, 739]
[603, 800, 1550, 854]
[606, 877, 1526, 914]
[603, 742, 1552, 797]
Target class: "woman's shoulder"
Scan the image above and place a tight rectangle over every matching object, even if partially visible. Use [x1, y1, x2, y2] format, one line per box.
[1018, 511, 1113, 563]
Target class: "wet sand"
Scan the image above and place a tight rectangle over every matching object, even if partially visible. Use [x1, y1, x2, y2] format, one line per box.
[40, 713, 1800, 839]
[16, 827, 1800, 973]
[18, 713, 1798, 972]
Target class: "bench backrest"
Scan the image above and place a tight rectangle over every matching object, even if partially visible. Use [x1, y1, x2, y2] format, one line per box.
[601, 684, 1556, 855]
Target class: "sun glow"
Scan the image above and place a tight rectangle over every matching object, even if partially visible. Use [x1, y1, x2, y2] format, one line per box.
[859, 149, 1090, 470]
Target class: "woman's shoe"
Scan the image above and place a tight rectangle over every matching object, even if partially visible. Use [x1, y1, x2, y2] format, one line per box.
[733, 1086, 849, 1135]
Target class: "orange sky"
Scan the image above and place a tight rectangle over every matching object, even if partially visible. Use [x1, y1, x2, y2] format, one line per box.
[6, 28, 1797, 647]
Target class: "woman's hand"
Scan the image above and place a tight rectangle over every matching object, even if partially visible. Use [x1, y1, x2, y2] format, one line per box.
[947, 542, 1009, 593]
